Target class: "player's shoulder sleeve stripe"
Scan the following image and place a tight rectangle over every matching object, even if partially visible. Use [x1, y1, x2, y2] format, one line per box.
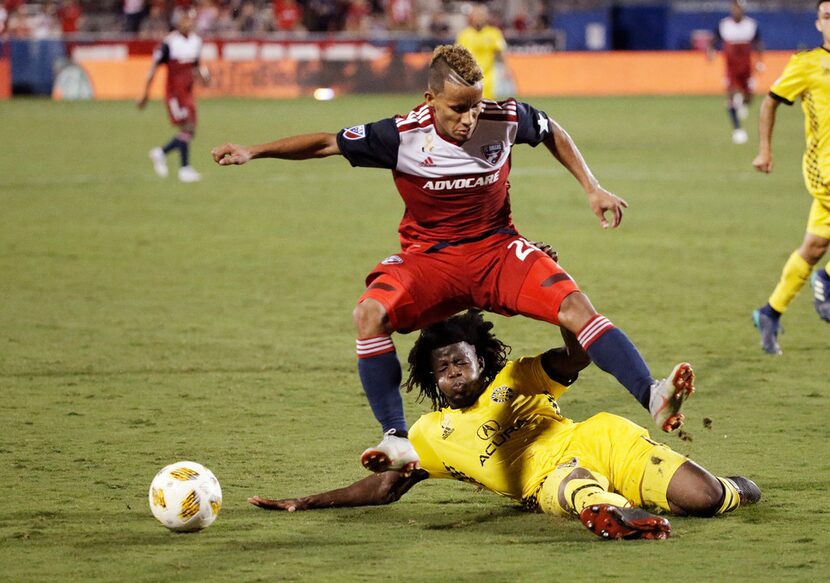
[480, 98, 518, 121]
[769, 90, 793, 106]
[396, 103, 432, 132]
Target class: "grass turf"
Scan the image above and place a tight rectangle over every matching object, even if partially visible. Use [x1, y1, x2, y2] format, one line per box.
[1, 95, 828, 581]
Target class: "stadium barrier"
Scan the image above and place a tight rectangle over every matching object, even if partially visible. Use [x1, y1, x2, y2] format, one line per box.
[70, 50, 794, 100]
[0, 58, 10, 100]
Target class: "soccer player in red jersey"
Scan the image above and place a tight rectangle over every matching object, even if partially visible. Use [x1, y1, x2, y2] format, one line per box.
[211, 44, 694, 474]
[707, 0, 764, 144]
[138, 9, 209, 183]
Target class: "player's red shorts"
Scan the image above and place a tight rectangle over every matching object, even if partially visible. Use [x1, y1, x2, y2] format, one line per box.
[165, 91, 197, 126]
[358, 232, 581, 333]
[726, 67, 752, 94]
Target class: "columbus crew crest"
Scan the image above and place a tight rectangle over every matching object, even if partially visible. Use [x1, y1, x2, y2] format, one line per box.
[491, 386, 514, 403]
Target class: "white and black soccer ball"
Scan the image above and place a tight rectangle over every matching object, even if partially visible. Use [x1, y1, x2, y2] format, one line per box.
[148, 461, 222, 532]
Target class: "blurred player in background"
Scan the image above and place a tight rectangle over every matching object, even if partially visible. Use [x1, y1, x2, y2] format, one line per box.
[707, 0, 763, 145]
[212, 44, 694, 475]
[456, 4, 507, 100]
[751, 0, 830, 355]
[138, 9, 209, 183]
[249, 311, 761, 541]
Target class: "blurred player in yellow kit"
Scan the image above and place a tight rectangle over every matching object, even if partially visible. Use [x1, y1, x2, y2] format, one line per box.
[456, 4, 506, 100]
[752, 0, 830, 354]
[250, 311, 760, 540]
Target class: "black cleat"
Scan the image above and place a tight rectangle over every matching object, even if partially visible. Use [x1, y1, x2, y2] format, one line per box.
[725, 476, 762, 505]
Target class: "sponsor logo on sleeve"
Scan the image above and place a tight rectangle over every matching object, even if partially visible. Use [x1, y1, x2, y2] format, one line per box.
[343, 125, 366, 140]
[381, 255, 404, 265]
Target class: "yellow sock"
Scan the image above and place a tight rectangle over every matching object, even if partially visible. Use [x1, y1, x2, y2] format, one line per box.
[716, 477, 741, 514]
[768, 251, 812, 313]
[563, 478, 630, 515]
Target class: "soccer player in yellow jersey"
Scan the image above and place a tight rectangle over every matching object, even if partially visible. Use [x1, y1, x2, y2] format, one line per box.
[250, 311, 760, 540]
[752, 0, 830, 354]
[456, 5, 507, 100]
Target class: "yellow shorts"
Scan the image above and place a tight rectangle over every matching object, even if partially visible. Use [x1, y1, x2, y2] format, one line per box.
[807, 197, 830, 240]
[537, 412, 688, 514]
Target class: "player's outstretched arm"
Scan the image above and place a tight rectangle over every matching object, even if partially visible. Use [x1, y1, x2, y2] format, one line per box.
[211, 133, 341, 166]
[542, 118, 628, 229]
[753, 95, 780, 174]
[540, 328, 591, 383]
[249, 469, 428, 511]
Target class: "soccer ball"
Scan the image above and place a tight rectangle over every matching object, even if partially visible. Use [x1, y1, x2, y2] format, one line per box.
[148, 461, 222, 532]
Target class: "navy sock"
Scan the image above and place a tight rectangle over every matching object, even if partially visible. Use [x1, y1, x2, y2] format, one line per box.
[179, 140, 190, 167]
[357, 351, 407, 435]
[728, 106, 740, 130]
[760, 303, 781, 320]
[162, 137, 181, 154]
[579, 316, 653, 409]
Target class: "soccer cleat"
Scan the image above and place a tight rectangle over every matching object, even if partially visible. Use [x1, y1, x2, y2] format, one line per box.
[810, 271, 830, 323]
[725, 476, 762, 505]
[580, 504, 671, 540]
[178, 166, 202, 183]
[149, 147, 169, 178]
[732, 128, 748, 144]
[360, 429, 419, 474]
[648, 363, 695, 432]
[752, 308, 782, 355]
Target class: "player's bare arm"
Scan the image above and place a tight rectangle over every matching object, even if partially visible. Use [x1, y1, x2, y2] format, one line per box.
[543, 118, 628, 229]
[211, 133, 341, 166]
[137, 62, 159, 110]
[753, 95, 780, 173]
[249, 469, 428, 511]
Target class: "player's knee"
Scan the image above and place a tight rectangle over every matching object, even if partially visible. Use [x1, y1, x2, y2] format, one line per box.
[556, 292, 597, 333]
[800, 238, 830, 264]
[353, 299, 387, 337]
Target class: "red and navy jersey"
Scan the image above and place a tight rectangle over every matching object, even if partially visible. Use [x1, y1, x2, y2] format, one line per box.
[714, 16, 760, 74]
[154, 30, 203, 98]
[336, 99, 550, 251]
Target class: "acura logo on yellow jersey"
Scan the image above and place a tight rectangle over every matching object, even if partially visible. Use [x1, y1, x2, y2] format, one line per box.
[477, 420, 502, 440]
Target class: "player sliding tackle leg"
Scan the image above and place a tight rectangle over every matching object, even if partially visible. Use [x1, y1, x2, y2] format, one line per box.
[211, 44, 694, 475]
[249, 311, 760, 541]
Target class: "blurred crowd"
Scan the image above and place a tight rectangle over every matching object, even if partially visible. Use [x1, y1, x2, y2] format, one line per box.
[1, 0, 819, 40]
[0, 0, 556, 39]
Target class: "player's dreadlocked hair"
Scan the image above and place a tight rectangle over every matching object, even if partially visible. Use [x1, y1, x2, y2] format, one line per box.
[428, 44, 483, 94]
[404, 310, 511, 411]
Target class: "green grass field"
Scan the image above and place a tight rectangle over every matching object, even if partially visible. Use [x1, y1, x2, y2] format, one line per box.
[1, 94, 828, 581]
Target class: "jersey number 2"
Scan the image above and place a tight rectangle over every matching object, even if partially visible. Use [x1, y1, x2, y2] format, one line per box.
[508, 238, 538, 262]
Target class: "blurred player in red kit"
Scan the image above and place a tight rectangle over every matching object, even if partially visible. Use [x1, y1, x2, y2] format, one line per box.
[138, 8, 209, 183]
[708, 0, 764, 144]
[211, 45, 695, 474]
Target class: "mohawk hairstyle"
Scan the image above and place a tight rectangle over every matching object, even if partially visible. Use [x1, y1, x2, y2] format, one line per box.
[428, 44, 483, 94]
[404, 310, 510, 411]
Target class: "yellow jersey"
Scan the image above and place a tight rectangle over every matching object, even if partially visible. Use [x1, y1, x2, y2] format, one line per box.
[769, 47, 830, 200]
[456, 25, 507, 99]
[409, 356, 575, 505]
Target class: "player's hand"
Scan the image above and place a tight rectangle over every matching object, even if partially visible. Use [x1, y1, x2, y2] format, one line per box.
[136, 96, 148, 110]
[587, 186, 628, 229]
[248, 496, 308, 511]
[752, 151, 773, 173]
[212, 143, 253, 166]
[531, 241, 559, 263]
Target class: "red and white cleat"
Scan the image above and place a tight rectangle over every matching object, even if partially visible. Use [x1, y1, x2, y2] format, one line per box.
[649, 362, 695, 432]
[580, 504, 672, 540]
[360, 429, 419, 475]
